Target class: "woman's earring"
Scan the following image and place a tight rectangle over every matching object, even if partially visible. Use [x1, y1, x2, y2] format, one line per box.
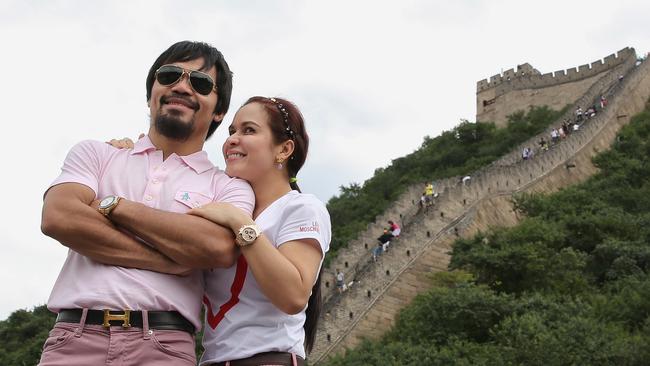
[276, 158, 284, 170]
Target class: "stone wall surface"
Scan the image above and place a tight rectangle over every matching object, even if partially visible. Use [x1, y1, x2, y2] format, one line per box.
[311, 52, 650, 364]
[476, 48, 636, 127]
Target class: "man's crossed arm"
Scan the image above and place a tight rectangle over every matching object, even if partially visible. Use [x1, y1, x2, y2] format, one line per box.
[42, 183, 237, 274]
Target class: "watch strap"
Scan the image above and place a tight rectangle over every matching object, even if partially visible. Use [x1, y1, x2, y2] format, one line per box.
[235, 224, 260, 247]
[98, 196, 122, 217]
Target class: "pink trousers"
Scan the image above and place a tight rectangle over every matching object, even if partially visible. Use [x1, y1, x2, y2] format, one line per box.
[38, 310, 196, 366]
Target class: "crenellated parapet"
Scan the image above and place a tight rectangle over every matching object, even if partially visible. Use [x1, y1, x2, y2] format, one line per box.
[476, 47, 634, 93]
[476, 48, 636, 127]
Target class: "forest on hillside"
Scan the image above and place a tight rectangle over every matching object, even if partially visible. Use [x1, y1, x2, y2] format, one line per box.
[326, 105, 567, 265]
[324, 99, 650, 365]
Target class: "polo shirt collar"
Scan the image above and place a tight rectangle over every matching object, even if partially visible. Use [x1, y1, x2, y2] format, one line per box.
[131, 135, 157, 154]
[179, 151, 214, 174]
[131, 135, 215, 174]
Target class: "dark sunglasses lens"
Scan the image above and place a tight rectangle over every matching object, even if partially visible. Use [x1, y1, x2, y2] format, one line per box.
[190, 73, 214, 95]
[157, 67, 182, 86]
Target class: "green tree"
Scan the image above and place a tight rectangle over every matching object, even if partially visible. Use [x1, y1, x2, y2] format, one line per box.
[0, 305, 55, 366]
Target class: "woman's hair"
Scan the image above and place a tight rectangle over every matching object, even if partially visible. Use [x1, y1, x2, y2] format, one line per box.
[242, 97, 308, 192]
[242, 96, 322, 353]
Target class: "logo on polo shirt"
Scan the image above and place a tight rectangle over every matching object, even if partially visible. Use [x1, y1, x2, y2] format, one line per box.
[175, 190, 212, 209]
[299, 221, 320, 233]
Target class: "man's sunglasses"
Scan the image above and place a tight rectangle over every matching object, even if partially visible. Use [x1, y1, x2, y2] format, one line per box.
[155, 64, 217, 96]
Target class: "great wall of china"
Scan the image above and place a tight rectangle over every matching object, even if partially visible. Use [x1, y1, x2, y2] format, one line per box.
[312, 47, 650, 363]
[476, 48, 635, 127]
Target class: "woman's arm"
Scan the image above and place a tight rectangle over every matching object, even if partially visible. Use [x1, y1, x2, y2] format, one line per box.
[190, 203, 323, 314]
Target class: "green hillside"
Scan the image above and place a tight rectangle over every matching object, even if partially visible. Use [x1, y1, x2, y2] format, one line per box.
[326, 106, 566, 265]
[324, 99, 650, 365]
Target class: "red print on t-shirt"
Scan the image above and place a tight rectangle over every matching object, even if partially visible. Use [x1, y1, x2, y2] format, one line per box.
[203, 255, 248, 329]
[298, 221, 320, 233]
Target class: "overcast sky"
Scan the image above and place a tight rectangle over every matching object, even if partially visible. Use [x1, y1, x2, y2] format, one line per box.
[0, 0, 648, 320]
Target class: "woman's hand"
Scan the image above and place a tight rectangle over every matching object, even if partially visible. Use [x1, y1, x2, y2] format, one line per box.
[189, 202, 253, 232]
[106, 134, 145, 149]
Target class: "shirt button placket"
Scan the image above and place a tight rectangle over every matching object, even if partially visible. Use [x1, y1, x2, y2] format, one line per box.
[144, 163, 169, 206]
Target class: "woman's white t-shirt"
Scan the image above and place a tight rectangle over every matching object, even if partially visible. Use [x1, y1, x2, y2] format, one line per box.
[200, 190, 331, 364]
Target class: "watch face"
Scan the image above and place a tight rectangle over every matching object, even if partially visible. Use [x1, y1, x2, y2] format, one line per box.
[242, 227, 257, 241]
[99, 196, 115, 208]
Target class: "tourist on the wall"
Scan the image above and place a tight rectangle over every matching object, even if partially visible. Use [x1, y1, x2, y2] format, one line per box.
[336, 269, 345, 294]
[575, 106, 583, 122]
[372, 242, 383, 262]
[388, 220, 401, 237]
[562, 119, 570, 135]
[424, 182, 434, 206]
[377, 229, 393, 252]
[551, 128, 559, 144]
[539, 137, 549, 152]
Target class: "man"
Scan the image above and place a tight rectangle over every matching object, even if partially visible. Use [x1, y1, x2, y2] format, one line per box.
[39, 41, 254, 365]
[372, 242, 383, 262]
[336, 269, 345, 294]
[377, 228, 393, 252]
[424, 182, 434, 206]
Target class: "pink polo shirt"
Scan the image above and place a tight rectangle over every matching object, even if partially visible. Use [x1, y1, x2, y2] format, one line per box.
[45, 136, 254, 330]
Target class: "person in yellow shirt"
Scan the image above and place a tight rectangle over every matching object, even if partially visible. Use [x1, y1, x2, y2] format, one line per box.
[424, 182, 434, 206]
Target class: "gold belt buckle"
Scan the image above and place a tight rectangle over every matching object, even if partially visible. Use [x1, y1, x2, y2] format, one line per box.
[102, 309, 131, 328]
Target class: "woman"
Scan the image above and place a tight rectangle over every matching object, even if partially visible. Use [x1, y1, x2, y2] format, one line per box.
[109, 96, 329, 365]
[387, 220, 401, 237]
[192, 97, 329, 366]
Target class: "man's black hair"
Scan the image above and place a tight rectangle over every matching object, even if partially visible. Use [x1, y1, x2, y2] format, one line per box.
[146, 41, 233, 140]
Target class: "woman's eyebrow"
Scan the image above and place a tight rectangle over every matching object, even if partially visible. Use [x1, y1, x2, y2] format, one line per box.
[240, 120, 261, 127]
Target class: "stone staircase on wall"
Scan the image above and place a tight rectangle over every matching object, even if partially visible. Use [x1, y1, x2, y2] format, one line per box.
[319, 49, 637, 307]
[311, 50, 650, 364]
[489, 54, 636, 167]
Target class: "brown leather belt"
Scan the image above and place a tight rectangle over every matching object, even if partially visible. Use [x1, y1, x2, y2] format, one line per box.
[56, 309, 195, 334]
[210, 352, 305, 366]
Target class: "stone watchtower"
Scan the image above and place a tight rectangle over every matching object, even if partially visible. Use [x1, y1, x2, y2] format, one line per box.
[476, 47, 636, 127]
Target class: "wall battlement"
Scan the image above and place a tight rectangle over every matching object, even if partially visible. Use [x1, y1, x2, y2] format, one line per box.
[476, 47, 634, 93]
[476, 47, 636, 127]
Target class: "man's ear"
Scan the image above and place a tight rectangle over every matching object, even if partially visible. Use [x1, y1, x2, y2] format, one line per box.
[213, 113, 225, 124]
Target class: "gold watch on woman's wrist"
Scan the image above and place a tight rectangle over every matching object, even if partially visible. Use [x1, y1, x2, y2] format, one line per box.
[235, 224, 261, 247]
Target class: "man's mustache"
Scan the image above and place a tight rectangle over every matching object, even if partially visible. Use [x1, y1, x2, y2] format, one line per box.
[161, 93, 199, 111]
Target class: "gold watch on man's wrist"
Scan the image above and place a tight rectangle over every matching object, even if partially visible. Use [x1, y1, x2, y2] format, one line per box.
[98, 195, 122, 217]
[235, 224, 261, 247]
